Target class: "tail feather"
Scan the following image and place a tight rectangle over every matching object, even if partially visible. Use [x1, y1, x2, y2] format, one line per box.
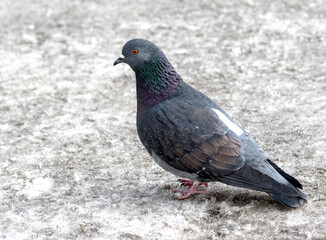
[267, 159, 302, 189]
[216, 163, 308, 208]
[268, 193, 306, 208]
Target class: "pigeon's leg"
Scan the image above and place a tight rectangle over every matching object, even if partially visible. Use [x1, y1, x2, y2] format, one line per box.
[173, 179, 209, 200]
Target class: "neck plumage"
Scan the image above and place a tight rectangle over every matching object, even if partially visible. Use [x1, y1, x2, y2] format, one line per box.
[135, 51, 183, 118]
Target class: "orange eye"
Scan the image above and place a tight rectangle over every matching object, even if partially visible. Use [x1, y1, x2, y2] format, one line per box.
[132, 49, 138, 55]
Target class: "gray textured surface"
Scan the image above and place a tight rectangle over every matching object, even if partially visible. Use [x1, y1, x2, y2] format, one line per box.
[1, 0, 326, 239]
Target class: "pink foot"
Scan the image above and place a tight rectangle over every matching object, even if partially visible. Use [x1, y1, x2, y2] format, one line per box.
[173, 179, 209, 200]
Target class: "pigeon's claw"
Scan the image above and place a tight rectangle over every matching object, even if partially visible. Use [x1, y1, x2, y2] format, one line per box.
[173, 179, 209, 199]
[178, 179, 194, 187]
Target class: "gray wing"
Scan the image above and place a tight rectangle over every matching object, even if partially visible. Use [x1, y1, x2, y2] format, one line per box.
[138, 98, 246, 180]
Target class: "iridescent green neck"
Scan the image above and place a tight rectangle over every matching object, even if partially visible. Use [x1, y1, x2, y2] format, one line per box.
[135, 51, 183, 117]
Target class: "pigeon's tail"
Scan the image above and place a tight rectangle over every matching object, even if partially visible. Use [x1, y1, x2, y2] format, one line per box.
[267, 192, 307, 208]
[216, 162, 308, 208]
[265, 159, 308, 208]
[266, 159, 303, 189]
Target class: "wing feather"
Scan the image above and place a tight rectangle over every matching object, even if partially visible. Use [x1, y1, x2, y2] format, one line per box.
[138, 99, 246, 180]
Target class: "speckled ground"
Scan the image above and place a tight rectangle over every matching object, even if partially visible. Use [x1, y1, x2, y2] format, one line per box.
[1, 0, 326, 239]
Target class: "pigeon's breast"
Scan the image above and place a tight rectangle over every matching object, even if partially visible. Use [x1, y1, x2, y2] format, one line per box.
[151, 150, 199, 180]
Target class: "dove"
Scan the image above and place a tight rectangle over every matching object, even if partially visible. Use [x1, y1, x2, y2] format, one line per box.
[113, 39, 308, 208]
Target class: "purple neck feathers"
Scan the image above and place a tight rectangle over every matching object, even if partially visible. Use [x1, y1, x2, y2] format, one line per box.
[135, 51, 183, 118]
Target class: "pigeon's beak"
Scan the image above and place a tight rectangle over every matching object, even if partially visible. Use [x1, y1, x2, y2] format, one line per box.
[113, 55, 125, 66]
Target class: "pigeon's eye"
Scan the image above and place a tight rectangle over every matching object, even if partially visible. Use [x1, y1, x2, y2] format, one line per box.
[132, 49, 138, 55]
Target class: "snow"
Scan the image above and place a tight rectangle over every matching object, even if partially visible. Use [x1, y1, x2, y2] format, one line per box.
[1, 0, 326, 239]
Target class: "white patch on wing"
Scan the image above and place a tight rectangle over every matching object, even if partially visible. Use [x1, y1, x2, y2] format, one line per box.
[211, 108, 244, 136]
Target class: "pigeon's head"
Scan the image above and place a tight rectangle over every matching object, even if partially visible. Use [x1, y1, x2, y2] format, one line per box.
[113, 39, 160, 71]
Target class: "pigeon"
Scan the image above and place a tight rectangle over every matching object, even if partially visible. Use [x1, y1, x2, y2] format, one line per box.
[113, 39, 308, 208]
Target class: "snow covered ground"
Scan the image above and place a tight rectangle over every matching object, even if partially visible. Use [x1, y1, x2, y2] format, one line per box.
[1, 0, 326, 239]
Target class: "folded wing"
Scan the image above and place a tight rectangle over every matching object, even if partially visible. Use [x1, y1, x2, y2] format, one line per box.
[138, 98, 246, 180]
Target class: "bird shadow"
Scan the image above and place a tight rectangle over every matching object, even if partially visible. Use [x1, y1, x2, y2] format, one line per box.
[210, 191, 293, 212]
[165, 183, 291, 211]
